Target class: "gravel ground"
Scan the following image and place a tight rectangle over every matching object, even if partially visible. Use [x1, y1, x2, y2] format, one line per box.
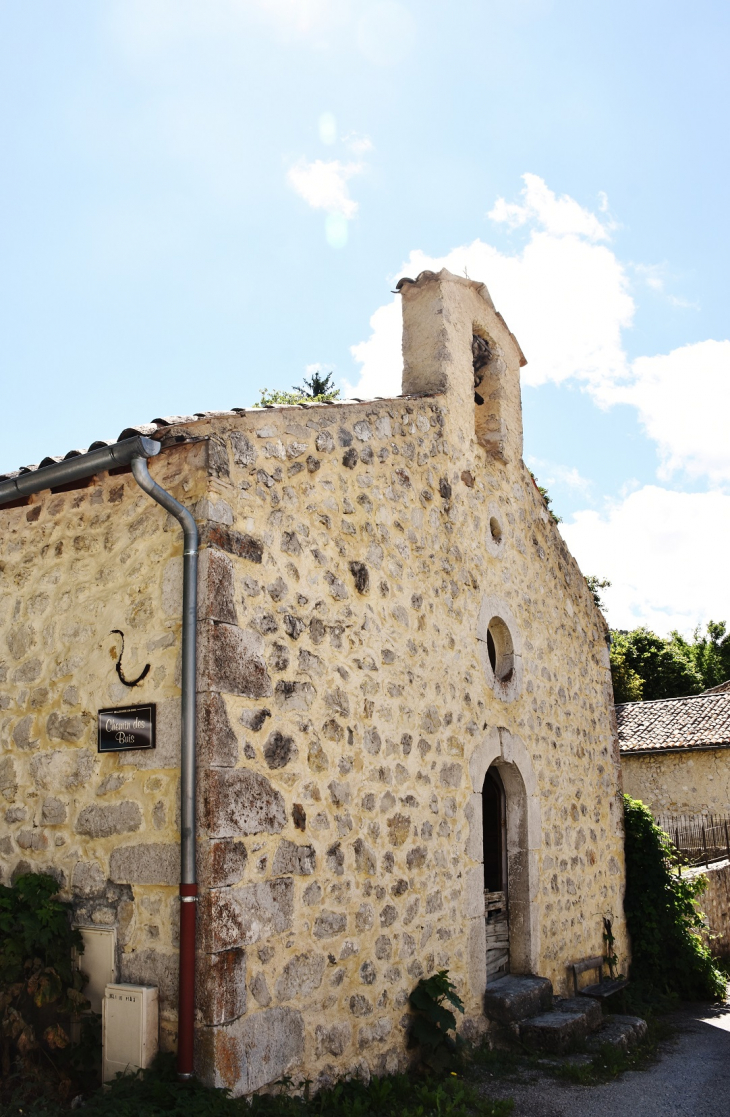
[478, 1002, 730, 1117]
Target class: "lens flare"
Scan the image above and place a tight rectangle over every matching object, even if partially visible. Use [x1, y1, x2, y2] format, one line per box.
[325, 212, 348, 249]
[318, 111, 337, 145]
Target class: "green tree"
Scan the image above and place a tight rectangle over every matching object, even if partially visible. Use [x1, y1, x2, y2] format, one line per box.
[684, 620, 730, 690]
[623, 796, 726, 1001]
[609, 641, 644, 704]
[253, 368, 340, 408]
[295, 368, 338, 398]
[610, 627, 704, 702]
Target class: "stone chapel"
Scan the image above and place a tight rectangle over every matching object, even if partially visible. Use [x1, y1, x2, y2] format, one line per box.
[0, 269, 627, 1093]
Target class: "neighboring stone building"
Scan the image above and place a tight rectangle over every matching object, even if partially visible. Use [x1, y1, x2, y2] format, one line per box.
[0, 269, 627, 1094]
[618, 691, 730, 816]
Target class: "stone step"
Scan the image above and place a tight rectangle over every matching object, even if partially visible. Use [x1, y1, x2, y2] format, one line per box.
[554, 996, 603, 1032]
[585, 1014, 648, 1053]
[519, 1010, 590, 1055]
[483, 974, 553, 1025]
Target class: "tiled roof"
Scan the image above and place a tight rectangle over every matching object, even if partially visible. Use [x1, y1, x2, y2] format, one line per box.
[0, 395, 421, 484]
[616, 692, 730, 754]
[702, 678, 730, 695]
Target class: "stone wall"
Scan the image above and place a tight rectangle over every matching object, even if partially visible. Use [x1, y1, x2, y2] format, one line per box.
[0, 269, 628, 1095]
[687, 859, 730, 961]
[621, 748, 730, 817]
[0, 441, 208, 1046]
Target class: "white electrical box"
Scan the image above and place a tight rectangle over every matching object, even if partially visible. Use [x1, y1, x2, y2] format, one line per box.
[76, 927, 117, 1014]
[102, 983, 159, 1083]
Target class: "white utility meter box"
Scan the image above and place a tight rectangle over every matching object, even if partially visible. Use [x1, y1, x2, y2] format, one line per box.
[102, 983, 159, 1083]
[76, 927, 116, 1013]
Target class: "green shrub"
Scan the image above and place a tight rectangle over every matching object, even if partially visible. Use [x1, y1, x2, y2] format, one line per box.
[252, 371, 340, 409]
[408, 970, 465, 1071]
[1, 1052, 513, 1117]
[623, 796, 727, 1001]
[0, 873, 96, 1104]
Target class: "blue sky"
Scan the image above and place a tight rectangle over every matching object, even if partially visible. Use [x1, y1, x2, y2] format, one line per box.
[1, 0, 729, 636]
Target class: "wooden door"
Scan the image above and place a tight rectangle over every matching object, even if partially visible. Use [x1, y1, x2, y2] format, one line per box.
[483, 768, 509, 978]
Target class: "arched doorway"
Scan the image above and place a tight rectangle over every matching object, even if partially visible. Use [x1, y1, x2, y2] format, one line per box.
[482, 766, 509, 978]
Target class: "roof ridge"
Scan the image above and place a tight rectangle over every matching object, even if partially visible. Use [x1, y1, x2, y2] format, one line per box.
[615, 690, 730, 710]
[0, 392, 435, 483]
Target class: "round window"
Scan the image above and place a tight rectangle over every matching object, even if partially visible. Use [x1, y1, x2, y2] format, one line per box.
[486, 617, 514, 683]
[485, 504, 505, 558]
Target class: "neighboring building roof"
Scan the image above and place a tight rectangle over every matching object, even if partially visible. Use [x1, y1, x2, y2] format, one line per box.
[702, 679, 730, 695]
[617, 691, 730, 755]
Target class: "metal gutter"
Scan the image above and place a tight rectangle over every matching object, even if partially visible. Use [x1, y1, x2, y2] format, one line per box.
[0, 436, 161, 504]
[620, 743, 730, 757]
[0, 435, 199, 1080]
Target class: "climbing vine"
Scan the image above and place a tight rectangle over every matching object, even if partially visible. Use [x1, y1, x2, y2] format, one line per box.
[622, 796, 726, 1001]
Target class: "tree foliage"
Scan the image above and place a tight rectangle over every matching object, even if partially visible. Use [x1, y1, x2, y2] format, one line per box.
[585, 575, 611, 611]
[609, 641, 644, 704]
[622, 796, 726, 1001]
[610, 622, 730, 704]
[253, 369, 340, 408]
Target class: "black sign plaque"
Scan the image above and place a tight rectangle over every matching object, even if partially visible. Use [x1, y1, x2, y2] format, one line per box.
[98, 704, 156, 753]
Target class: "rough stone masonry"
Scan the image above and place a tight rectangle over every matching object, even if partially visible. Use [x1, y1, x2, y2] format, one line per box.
[0, 269, 627, 1095]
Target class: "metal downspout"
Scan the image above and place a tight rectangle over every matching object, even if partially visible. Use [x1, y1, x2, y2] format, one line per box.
[0, 437, 199, 1080]
[130, 456, 198, 1081]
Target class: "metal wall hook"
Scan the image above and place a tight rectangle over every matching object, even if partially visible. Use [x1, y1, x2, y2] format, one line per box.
[110, 629, 151, 688]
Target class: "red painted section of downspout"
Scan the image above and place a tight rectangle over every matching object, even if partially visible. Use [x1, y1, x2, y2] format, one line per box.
[178, 883, 198, 1077]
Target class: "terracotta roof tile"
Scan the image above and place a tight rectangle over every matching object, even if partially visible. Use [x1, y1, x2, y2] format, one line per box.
[616, 692, 730, 754]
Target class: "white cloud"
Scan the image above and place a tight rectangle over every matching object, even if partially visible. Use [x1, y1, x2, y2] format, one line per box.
[344, 132, 374, 155]
[562, 486, 730, 636]
[488, 173, 610, 241]
[344, 298, 402, 398]
[343, 172, 730, 634]
[287, 158, 363, 219]
[348, 174, 634, 398]
[348, 174, 730, 493]
[527, 457, 592, 496]
[633, 262, 699, 310]
[634, 263, 665, 292]
[599, 339, 730, 483]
